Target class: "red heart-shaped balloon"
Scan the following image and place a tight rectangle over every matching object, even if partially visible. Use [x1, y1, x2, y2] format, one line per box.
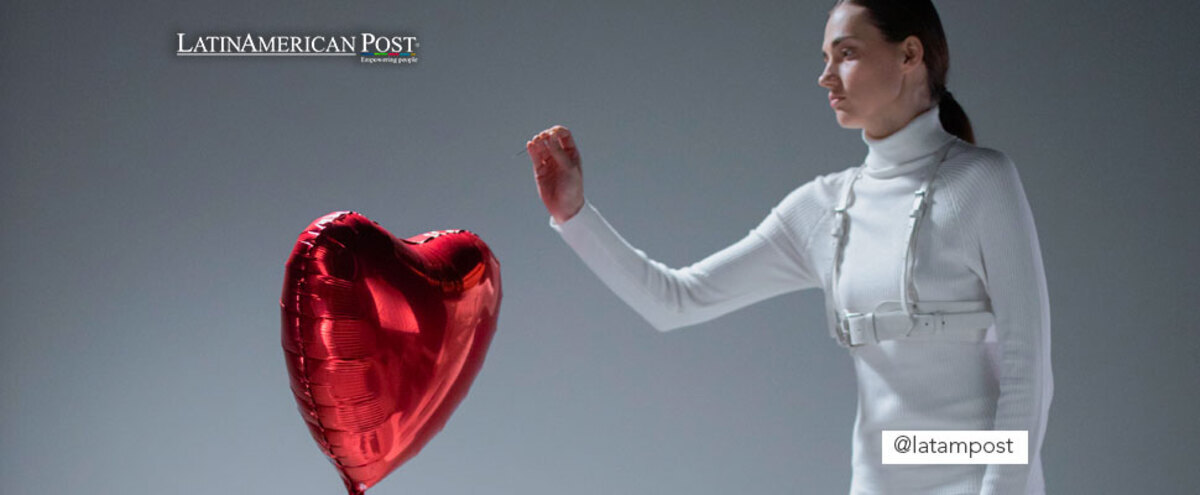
[280, 211, 502, 494]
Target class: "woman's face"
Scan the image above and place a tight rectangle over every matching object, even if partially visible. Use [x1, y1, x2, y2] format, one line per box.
[818, 4, 924, 138]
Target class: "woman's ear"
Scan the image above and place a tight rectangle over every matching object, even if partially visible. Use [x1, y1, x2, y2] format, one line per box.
[901, 35, 923, 68]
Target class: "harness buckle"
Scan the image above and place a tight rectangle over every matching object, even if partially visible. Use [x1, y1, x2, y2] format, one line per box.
[836, 311, 870, 348]
[909, 190, 928, 218]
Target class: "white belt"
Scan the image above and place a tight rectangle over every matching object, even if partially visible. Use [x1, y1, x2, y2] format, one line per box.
[836, 300, 993, 348]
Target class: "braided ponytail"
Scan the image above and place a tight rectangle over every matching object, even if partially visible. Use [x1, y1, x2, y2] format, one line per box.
[935, 85, 974, 144]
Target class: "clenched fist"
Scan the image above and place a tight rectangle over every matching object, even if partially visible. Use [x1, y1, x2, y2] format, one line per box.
[527, 125, 585, 224]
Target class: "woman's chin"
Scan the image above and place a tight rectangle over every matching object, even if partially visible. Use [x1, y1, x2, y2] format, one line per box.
[833, 112, 858, 129]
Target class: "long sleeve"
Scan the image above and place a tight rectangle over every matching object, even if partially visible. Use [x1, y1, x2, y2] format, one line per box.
[961, 153, 1054, 495]
[548, 196, 821, 332]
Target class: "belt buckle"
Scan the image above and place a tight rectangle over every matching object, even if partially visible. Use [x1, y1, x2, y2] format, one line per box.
[837, 311, 867, 348]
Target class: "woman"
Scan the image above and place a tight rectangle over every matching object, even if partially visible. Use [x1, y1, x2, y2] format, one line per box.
[525, 1, 1052, 493]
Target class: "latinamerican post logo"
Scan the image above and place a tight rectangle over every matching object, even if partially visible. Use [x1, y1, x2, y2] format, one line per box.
[175, 32, 419, 64]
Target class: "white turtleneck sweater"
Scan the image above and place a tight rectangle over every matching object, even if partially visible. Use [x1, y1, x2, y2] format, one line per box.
[548, 105, 1053, 495]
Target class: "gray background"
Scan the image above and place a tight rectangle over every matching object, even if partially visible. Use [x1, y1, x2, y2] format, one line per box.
[2, 0, 1197, 493]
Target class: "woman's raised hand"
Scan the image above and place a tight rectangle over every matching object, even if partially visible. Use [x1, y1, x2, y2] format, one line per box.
[527, 125, 585, 224]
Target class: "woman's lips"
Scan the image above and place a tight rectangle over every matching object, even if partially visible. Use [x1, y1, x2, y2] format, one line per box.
[830, 96, 845, 107]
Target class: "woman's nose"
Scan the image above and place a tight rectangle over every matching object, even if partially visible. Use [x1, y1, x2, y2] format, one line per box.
[817, 64, 836, 88]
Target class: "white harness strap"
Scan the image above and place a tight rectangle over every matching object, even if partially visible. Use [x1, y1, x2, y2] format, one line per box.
[829, 139, 994, 348]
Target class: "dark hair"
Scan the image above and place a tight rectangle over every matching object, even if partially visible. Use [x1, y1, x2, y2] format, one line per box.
[832, 0, 975, 144]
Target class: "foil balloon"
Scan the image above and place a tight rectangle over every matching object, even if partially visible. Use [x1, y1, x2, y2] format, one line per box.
[280, 211, 502, 494]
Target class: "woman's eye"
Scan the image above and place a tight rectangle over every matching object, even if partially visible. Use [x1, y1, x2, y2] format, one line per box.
[842, 48, 854, 57]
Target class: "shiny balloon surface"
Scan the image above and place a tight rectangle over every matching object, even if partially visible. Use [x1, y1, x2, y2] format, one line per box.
[280, 211, 502, 494]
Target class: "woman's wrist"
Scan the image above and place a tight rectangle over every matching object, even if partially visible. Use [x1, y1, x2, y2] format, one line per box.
[555, 197, 586, 225]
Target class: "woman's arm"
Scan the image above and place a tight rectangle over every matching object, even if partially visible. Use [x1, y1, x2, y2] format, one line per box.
[965, 152, 1054, 495]
[527, 124, 824, 333]
[549, 195, 821, 332]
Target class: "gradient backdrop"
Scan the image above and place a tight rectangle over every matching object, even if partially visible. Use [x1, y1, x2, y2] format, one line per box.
[2, 0, 1198, 493]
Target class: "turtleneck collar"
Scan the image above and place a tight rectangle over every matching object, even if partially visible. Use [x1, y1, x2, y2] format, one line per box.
[860, 104, 956, 179]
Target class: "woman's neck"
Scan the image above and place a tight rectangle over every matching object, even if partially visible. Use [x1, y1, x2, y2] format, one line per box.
[864, 101, 936, 140]
[864, 83, 936, 139]
[861, 104, 954, 179]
